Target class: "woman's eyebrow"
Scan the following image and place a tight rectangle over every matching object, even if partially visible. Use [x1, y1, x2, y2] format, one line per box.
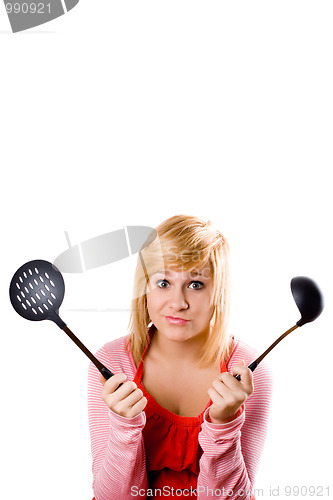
[151, 270, 208, 278]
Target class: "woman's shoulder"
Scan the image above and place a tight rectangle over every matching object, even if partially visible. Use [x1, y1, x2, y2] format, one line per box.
[227, 337, 273, 387]
[94, 334, 137, 378]
[102, 333, 130, 353]
[227, 337, 258, 367]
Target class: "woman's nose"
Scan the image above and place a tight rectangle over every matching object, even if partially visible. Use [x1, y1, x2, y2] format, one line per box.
[169, 286, 189, 311]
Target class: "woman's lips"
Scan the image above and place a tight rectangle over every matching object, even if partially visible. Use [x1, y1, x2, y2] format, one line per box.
[165, 316, 189, 325]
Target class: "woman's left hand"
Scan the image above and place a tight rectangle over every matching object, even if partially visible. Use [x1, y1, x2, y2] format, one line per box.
[208, 362, 254, 424]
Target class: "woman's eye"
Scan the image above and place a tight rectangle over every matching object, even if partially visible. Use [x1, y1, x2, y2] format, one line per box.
[154, 279, 203, 289]
[156, 279, 169, 288]
[189, 281, 204, 290]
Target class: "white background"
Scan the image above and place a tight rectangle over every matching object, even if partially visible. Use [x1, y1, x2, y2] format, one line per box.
[1, 1, 332, 499]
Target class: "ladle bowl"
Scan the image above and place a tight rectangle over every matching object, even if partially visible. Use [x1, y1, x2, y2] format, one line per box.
[291, 276, 324, 326]
[235, 275, 324, 379]
[9, 259, 114, 380]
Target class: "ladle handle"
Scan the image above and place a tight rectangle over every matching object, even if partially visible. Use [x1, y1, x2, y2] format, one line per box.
[62, 325, 115, 379]
[101, 367, 114, 380]
[61, 326, 124, 387]
[234, 324, 299, 381]
[60, 325, 125, 388]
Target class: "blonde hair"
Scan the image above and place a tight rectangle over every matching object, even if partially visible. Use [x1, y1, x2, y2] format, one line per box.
[125, 215, 232, 368]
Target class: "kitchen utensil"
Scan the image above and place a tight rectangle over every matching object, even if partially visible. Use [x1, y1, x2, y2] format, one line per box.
[9, 259, 114, 380]
[235, 276, 324, 380]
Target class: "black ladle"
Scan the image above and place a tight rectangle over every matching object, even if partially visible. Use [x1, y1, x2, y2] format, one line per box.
[235, 276, 324, 380]
[9, 259, 114, 380]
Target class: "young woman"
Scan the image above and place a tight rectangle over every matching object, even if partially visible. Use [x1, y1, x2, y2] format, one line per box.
[88, 215, 273, 499]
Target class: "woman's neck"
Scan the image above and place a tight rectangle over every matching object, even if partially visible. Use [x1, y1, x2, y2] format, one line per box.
[148, 327, 211, 367]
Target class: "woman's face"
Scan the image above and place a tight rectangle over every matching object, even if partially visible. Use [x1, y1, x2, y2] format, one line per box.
[146, 263, 215, 342]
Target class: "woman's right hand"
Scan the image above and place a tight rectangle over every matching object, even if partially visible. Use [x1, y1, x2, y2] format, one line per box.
[99, 372, 148, 419]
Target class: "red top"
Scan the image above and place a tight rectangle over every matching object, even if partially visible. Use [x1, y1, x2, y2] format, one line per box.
[133, 327, 228, 493]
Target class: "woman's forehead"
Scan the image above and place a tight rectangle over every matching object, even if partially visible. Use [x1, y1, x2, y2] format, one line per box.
[151, 263, 212, 280]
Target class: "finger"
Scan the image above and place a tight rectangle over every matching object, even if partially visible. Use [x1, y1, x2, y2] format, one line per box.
[212, 377, 233, 397]
[127, 396, 148, 418]
[231, 363, 252, 380]
[211, 378, 244, 406]
[123, 387, 144, 408]
[233, 360, 245, 381]
[208, 385, 225, 406]
[101, 372, 127, 393]
[217, 371, 244, 392]
[112, 389, 146, 418]
[231, 364, 254, 393]
[106, 380, 138, 402]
